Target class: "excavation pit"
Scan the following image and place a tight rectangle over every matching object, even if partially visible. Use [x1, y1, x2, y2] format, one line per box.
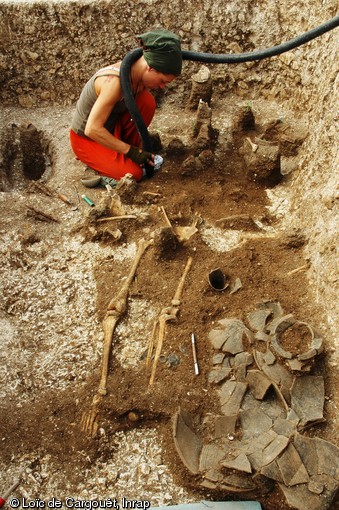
[0, 122, 52, 191]
[0, 2, 338, 510]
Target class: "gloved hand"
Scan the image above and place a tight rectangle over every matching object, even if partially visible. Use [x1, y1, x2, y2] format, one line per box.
[126, 146, 154, 166]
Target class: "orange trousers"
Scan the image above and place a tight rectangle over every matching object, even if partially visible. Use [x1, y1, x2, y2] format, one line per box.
[70, 90, 156, 181]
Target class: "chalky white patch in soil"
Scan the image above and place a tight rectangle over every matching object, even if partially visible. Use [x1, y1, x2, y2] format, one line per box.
[115, 299, 158, 369]
[266, 187, 292, 219]
[0, 232, 140, 402]
[75, 428, 193, 506]
[200, 223, 277, 253]
[14, 429, 194, 507]
[200, 226, 242, 252]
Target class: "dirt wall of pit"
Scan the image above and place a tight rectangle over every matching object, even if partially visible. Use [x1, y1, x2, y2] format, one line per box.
[0, 0, 338, 340]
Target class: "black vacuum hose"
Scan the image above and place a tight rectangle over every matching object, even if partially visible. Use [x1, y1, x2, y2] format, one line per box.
[120, 15, 339, 175]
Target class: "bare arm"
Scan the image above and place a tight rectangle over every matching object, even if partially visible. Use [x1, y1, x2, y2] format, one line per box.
[84, 75, 130, 154]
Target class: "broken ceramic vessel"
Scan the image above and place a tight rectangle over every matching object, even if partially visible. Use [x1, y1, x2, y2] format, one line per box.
[172, 302, 337, 510]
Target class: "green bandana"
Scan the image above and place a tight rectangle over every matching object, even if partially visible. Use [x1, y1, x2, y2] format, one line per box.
[137, 29, 182, 76]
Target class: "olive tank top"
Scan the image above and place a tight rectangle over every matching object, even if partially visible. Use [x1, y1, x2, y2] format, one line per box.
[71, 65, 128, 136]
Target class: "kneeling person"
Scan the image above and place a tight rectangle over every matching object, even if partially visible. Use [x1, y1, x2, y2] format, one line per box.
[70, 29, 182, 182]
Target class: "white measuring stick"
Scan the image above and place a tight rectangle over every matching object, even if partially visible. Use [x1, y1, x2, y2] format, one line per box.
[191, 333, 199, 375]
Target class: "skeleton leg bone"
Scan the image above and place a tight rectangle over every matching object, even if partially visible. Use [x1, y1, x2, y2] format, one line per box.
[149, 256, 193, 386]
[81, 237, 153, 437]
[80, 405, 100, 438]
[149, 308, 177, 386]
[97, 314, 120, 396]
[246, 137, 258, 152]
[146, 321, 158, 369]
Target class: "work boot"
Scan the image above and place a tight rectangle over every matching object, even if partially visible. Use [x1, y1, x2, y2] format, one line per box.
[81, 176, 102, 188]
[81, 176, 118, 188]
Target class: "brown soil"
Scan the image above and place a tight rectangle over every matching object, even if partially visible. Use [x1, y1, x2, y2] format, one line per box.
[0, 98, 338, 510]
[279, 322, 313, 355]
